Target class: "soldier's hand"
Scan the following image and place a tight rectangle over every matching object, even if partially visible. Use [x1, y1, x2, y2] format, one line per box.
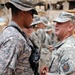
[49, 45, 54, 52]
[40, 66, 48, 75]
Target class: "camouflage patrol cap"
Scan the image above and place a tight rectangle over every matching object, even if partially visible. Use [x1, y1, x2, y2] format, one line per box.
[31, 16, 49, 27]
[5, 0, 38, 15]
[44, 28, 52, 32]
[53, 12, 75, 23]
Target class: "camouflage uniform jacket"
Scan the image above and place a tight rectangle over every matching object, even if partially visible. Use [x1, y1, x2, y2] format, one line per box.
[30, 29, 46, 50]
[48, 36, 75, 75]
[40, 33, 52, 68]
[0, 21, 34, 75]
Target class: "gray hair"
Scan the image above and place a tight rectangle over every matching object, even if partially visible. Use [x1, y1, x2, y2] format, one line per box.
[71, 19, 75, 26]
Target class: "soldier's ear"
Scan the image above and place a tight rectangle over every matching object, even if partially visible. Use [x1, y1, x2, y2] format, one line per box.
[62, 63, 70, 73]
[20, 11, 26, 16]
[68, 23, 74, 32]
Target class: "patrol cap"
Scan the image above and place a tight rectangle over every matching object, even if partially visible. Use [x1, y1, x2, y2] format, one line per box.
[53, 12, 75, 23]
[5, 0, 38, 15]
[44, 28, 52, 32]
[30, 16, 49, 27]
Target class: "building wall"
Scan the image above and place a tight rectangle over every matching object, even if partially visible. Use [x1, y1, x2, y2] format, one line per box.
[0, 0, 10, 32]
[0, 0, 9, 3]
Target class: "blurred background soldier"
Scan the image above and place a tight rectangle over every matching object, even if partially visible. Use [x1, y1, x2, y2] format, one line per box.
[23, 15, 57, 73]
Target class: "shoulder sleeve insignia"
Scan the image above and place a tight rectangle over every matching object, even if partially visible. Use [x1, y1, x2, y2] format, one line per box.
[62, 63, 70, 72]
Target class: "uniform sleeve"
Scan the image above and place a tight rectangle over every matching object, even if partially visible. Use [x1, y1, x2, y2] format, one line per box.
[0, 36, 19, 74]
[41, 43, 50, 48]
[9, 36, 25, 69]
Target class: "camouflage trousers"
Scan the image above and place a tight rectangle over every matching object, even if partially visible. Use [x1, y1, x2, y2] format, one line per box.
[39, 48, 51, 70]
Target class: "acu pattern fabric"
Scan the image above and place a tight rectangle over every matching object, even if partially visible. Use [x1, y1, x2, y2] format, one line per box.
[30, 29, 52, 69]
[48, 36, 75, 75]
[0, 21, 34, 75]
[40, 32, 53, 68]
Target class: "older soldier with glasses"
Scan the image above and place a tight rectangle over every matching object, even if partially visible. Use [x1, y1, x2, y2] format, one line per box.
[0, 0, 38, 75]
[40, 12, 75, 75]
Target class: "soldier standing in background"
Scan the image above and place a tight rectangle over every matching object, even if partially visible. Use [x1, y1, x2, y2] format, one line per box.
[23, 16, 56, 73]
[40, 12, 75, 75]
[0, 0, 38, 75]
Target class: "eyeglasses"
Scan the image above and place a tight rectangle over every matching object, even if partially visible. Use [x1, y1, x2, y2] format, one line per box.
[30, 25, 37, 28]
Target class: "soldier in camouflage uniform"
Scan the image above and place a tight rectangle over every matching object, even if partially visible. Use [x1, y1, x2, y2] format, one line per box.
[29, 16, 49, 49]
[40, 12, 75, 75]
[0, 0, 38, 75]
[29, 16, 54, 72]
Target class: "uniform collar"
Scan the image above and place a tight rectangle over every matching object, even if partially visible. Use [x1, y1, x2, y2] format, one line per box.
[55, 36, 73, 49]
[8, 21, 23, 31]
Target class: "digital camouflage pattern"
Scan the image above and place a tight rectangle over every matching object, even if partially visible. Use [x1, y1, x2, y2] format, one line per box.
[0, 21, 34, 75]
[48, 36, 75, 75]
[40, 32, 53, 68]
[30, 29, 53, 69]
